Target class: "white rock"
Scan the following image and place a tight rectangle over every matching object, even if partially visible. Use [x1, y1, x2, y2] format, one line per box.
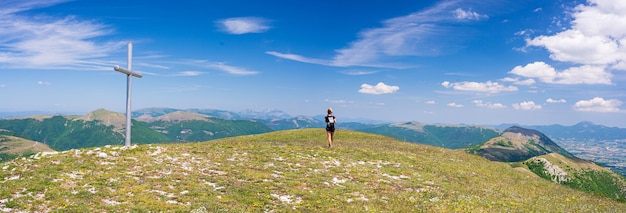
[41, 151, 59, 157]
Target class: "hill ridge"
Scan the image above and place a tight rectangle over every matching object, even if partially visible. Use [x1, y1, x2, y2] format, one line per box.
[477, 126, 573, 162]
[79, 109, 126, 130]
[1, 129, 624, 212]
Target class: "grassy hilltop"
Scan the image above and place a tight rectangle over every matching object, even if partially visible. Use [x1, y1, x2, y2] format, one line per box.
[0, 135, 54, 162]
[1, 129, 625, 212]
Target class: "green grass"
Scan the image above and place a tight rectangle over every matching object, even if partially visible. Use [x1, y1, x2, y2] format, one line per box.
[1, 129, 625, 212]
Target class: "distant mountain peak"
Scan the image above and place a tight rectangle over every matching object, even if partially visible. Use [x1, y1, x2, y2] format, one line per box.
[390, 121, 426, 132]
[136, 111, 211, 123]
[503, 126, 543, 137]
[476, 126, 573, 162]
[80, 109, 126, 130]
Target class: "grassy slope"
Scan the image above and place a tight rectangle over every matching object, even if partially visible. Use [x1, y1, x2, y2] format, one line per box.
[0, 129, 624, 212]
[0, 135, 54, 155]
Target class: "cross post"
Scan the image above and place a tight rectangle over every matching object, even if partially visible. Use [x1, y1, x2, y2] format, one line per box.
[113, 42, 142, 148]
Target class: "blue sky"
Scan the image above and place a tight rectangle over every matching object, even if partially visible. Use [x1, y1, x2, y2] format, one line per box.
[1, 0, 625, 127]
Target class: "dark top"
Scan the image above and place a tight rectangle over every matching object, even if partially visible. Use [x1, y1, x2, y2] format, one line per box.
[325, 115, 336, 131]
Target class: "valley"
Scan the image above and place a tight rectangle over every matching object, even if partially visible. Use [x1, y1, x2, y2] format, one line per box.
[554, 138, 626, 176]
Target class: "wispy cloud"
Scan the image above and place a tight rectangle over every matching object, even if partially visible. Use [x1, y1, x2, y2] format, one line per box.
[447, 102, 464, 108]
[0, 1, 123, 70]
[174, 71, 204, 76]
[340, 69, 379, 75]
[573, 97, 622, 112]
[216, 17, 270, 34]
[501, 77, 535, 85]
[210, 62, 259, 75]
[186, 60, 259, 75]
[441, 81, 518, 93]
[267, 0, 488, 68]
[0, 0, 69, 15]
[265, 51, 332, 65]
[359, 82, 400, 95]
[325, 99, 354, 105]
[37, 81, 51, 86]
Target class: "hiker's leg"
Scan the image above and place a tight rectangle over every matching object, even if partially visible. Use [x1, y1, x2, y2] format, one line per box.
[327, 131, 333, 146]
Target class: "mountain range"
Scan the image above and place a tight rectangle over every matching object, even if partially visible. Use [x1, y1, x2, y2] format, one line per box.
[1, 108, 626, 209]
[1, 108, 625, 175]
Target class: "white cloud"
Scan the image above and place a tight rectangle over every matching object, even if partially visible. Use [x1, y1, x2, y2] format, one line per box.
[188, 60, 258, 75]
[37, 81, 51, 86]
[501, 77, 535, 85]
[447, 102, 464, 108]
[265, 51, 333, 66]
[441, 81, 518, 93]
[425, 100, 436, 104]
[268, 1, 487, 68]
[174, 71, 204, 76]
[454, 8, 488, 20]
[340, 70, 379, 75]
[573, 97, 622, 112]
[546, 98, 566, 103]
[211, 62, 258, 75]
[0, 1, 122, 70]
[512, 101, 542, 110]
[325, 99, 353, 105]
[524, 0, 626, 79]
[509, 61, 612, 85]
[359, 82, 399, 95]
[473, 100, 506, 109]
[217, 17, 270, 34]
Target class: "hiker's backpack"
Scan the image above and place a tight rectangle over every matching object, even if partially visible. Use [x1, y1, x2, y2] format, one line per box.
[325, 115, 335, 128]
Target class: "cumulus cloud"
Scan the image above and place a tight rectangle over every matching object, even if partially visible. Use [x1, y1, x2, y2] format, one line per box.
[510, 61, 612, 85]
[546, 98, 566, 103]
[359, 82, 399, 95]
[454, 8, 488, 20]
[473, 100, 506, 109]
[441, 81, 518, 93]
[447, 102, 464, 108]
[512, 101, 542, 110]
[523, 0, 626, 84]
[217, 17, 270, 34]
[573, 97, 622, 112]
[501, 77, 536, 85]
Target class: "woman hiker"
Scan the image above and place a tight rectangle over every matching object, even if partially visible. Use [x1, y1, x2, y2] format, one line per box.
[325, 107, 336, 148]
